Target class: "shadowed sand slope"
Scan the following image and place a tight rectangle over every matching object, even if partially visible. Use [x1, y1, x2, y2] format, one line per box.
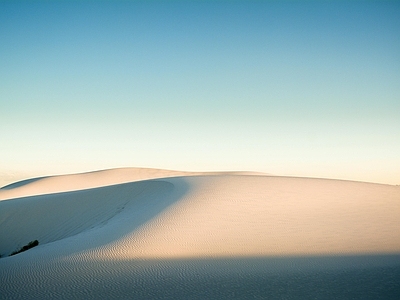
[0, 180, 181, 257]
[1, 169, 399, 299]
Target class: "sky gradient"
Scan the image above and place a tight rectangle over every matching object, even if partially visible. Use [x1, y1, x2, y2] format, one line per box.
[1, 0, 399, 184]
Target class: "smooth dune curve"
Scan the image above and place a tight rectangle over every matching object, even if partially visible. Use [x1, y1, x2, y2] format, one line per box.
[1, 169, 399, 299]
[0, 167, 191, 200]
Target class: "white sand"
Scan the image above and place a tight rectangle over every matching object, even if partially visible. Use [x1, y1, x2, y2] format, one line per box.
[1, 168, 399, 299]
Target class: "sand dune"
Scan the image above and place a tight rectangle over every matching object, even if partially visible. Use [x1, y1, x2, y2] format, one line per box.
[0, 167, 266, 200]
[1, 168, 399, 299]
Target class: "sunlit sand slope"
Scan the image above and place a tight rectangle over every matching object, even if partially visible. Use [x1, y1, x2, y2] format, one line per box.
[104, 176, 400, 258]
[1, 169, 399, 299]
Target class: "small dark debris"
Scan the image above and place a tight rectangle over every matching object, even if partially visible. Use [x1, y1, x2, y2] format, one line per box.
[10, 240, 39, 256]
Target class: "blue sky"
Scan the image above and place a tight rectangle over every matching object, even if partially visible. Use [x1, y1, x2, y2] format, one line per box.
[1, 0, 399, 184]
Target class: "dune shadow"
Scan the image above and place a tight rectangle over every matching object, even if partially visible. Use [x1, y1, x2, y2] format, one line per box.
[90, 254, 400, 299]
[0, 177, 189, 256]
[2, 254, 399, 299]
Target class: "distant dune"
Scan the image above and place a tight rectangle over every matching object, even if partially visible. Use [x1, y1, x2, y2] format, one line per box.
[1, 168, 399, 299]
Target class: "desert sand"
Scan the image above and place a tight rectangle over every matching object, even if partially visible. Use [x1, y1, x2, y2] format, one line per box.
[1, 168, 399, 299]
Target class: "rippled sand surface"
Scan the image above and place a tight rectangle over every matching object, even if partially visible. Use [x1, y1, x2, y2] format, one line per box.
[1, 168, 399, 299]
